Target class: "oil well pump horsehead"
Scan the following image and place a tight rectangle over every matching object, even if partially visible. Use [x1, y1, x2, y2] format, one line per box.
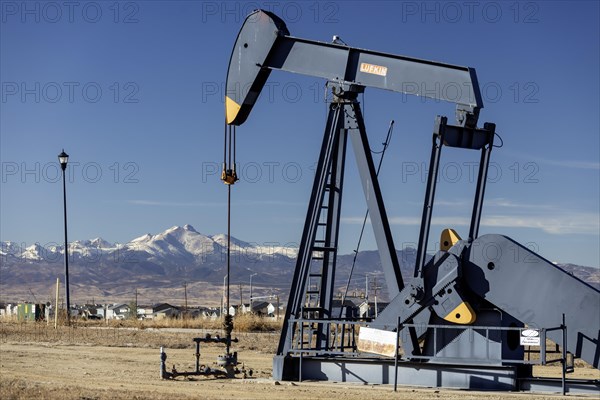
[224, 10, 600, 391]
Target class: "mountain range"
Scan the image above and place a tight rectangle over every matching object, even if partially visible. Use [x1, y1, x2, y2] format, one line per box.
[1, 225, 598, 305]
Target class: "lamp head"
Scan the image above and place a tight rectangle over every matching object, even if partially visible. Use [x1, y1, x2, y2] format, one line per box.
[58, 150, 69, 171]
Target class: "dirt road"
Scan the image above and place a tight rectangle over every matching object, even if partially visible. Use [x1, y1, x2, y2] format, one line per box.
[0, 325, 598, 399]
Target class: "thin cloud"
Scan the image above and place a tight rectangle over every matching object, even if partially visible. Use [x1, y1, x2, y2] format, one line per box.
[431, 200, 471, 207]
[342, 212, 599, 235]
[482, 213, 599, 235]
[540, 159, 600, 170]
[128, 199, 305, 207]
[391, 216, 471, 226]
[242, 200, 306, 206]
[505, 151, 600, 170]
[342, 216, 470, 226]
[485, 198, 555, 210]
[128, 200, 222, 207]
[410, 198, 556, 210]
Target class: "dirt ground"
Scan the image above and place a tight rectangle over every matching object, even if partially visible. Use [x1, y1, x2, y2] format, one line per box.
[0, 323, 598, 399]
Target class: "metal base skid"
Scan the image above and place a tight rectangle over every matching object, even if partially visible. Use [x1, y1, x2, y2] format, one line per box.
[275, 355, 519, 390]
[274, 356, 600, 394]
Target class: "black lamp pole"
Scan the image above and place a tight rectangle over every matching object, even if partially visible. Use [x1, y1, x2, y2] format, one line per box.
[58, 149, 70, 325]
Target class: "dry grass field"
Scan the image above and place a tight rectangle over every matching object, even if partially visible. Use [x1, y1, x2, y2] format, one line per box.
[1, 320, 598, 400]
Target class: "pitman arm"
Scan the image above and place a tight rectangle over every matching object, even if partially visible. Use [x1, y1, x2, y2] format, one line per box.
[225, 10, 483, 128]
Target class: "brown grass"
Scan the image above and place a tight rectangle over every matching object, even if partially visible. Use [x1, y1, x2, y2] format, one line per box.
[0, 320, 280, 354]
[3, 306, 283, 331]
[1, 321, 598, 400]
[0, 377, 199, 400]
[69, 313, 283, 331]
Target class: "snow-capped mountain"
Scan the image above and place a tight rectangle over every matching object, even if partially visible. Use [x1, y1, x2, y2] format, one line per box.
[22, 243, 47, 261]
[1, 225, 297, 266]
[0, 225, 302, 289]
[0, 241, 21, 257]
[116, 224, 297, 266]
[1, 225, 598, 303]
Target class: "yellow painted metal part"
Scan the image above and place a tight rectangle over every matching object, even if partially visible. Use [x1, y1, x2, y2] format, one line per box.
[225, 96, 241, 125]
[442, 301, 476, 324]
[221, 169, 238, 185]
[440, 228, 461, 251]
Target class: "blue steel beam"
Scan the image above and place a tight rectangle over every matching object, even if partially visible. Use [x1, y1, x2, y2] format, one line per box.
[225, 10, 483, 127]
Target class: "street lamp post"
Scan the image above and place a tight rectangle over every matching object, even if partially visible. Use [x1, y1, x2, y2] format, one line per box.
[58, 149, 70, 325]
[249, 273, 257, 312]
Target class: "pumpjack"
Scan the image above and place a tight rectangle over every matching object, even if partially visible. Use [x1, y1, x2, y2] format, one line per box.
[224, 10, 600, 393]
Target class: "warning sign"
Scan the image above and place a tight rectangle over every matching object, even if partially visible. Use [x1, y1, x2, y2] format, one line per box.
[520, 329, 541, 346]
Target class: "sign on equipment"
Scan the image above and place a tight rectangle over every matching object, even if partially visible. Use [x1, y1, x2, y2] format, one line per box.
[520, 329, 541, 346]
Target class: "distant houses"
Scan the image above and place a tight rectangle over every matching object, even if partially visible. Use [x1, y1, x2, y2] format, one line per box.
[203, 308, 221, 320]
[0, 298, 391, 323]
[358, 301, 389, 318]
[0, 303, 17, 319]
[0, 300, 287, 322]
[136, 305, 154, 320]
[0, 303, 46, 321]
[151, 303, 180, 319]
[0, 297, 394, 323]
[105, 303, 131, 320]
[251, 301, 270, 316]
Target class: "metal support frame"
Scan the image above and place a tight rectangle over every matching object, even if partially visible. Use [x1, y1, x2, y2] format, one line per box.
[414, 116, 496, 279]
[468, 122, 495, 241]
[414, 117, 446, 279]
[276, 100, 345, 358]
[393, 315, 583, 395]
[349, 101, 404, 299]
[275, 86, 402, 378]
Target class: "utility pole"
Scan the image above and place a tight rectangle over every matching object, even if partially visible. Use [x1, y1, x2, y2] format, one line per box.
[249, 272, 257, 311]
[239, 283, 243, 307]
[134, 288, 138, 319]
[365, 275, 370, 318]
[371, 277, 382, 318]
[54, 278, 59, 329]
[183, 282, 188, 312]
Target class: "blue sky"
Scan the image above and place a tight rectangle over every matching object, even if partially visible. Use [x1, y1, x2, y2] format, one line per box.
[1, 1, 599, 267]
